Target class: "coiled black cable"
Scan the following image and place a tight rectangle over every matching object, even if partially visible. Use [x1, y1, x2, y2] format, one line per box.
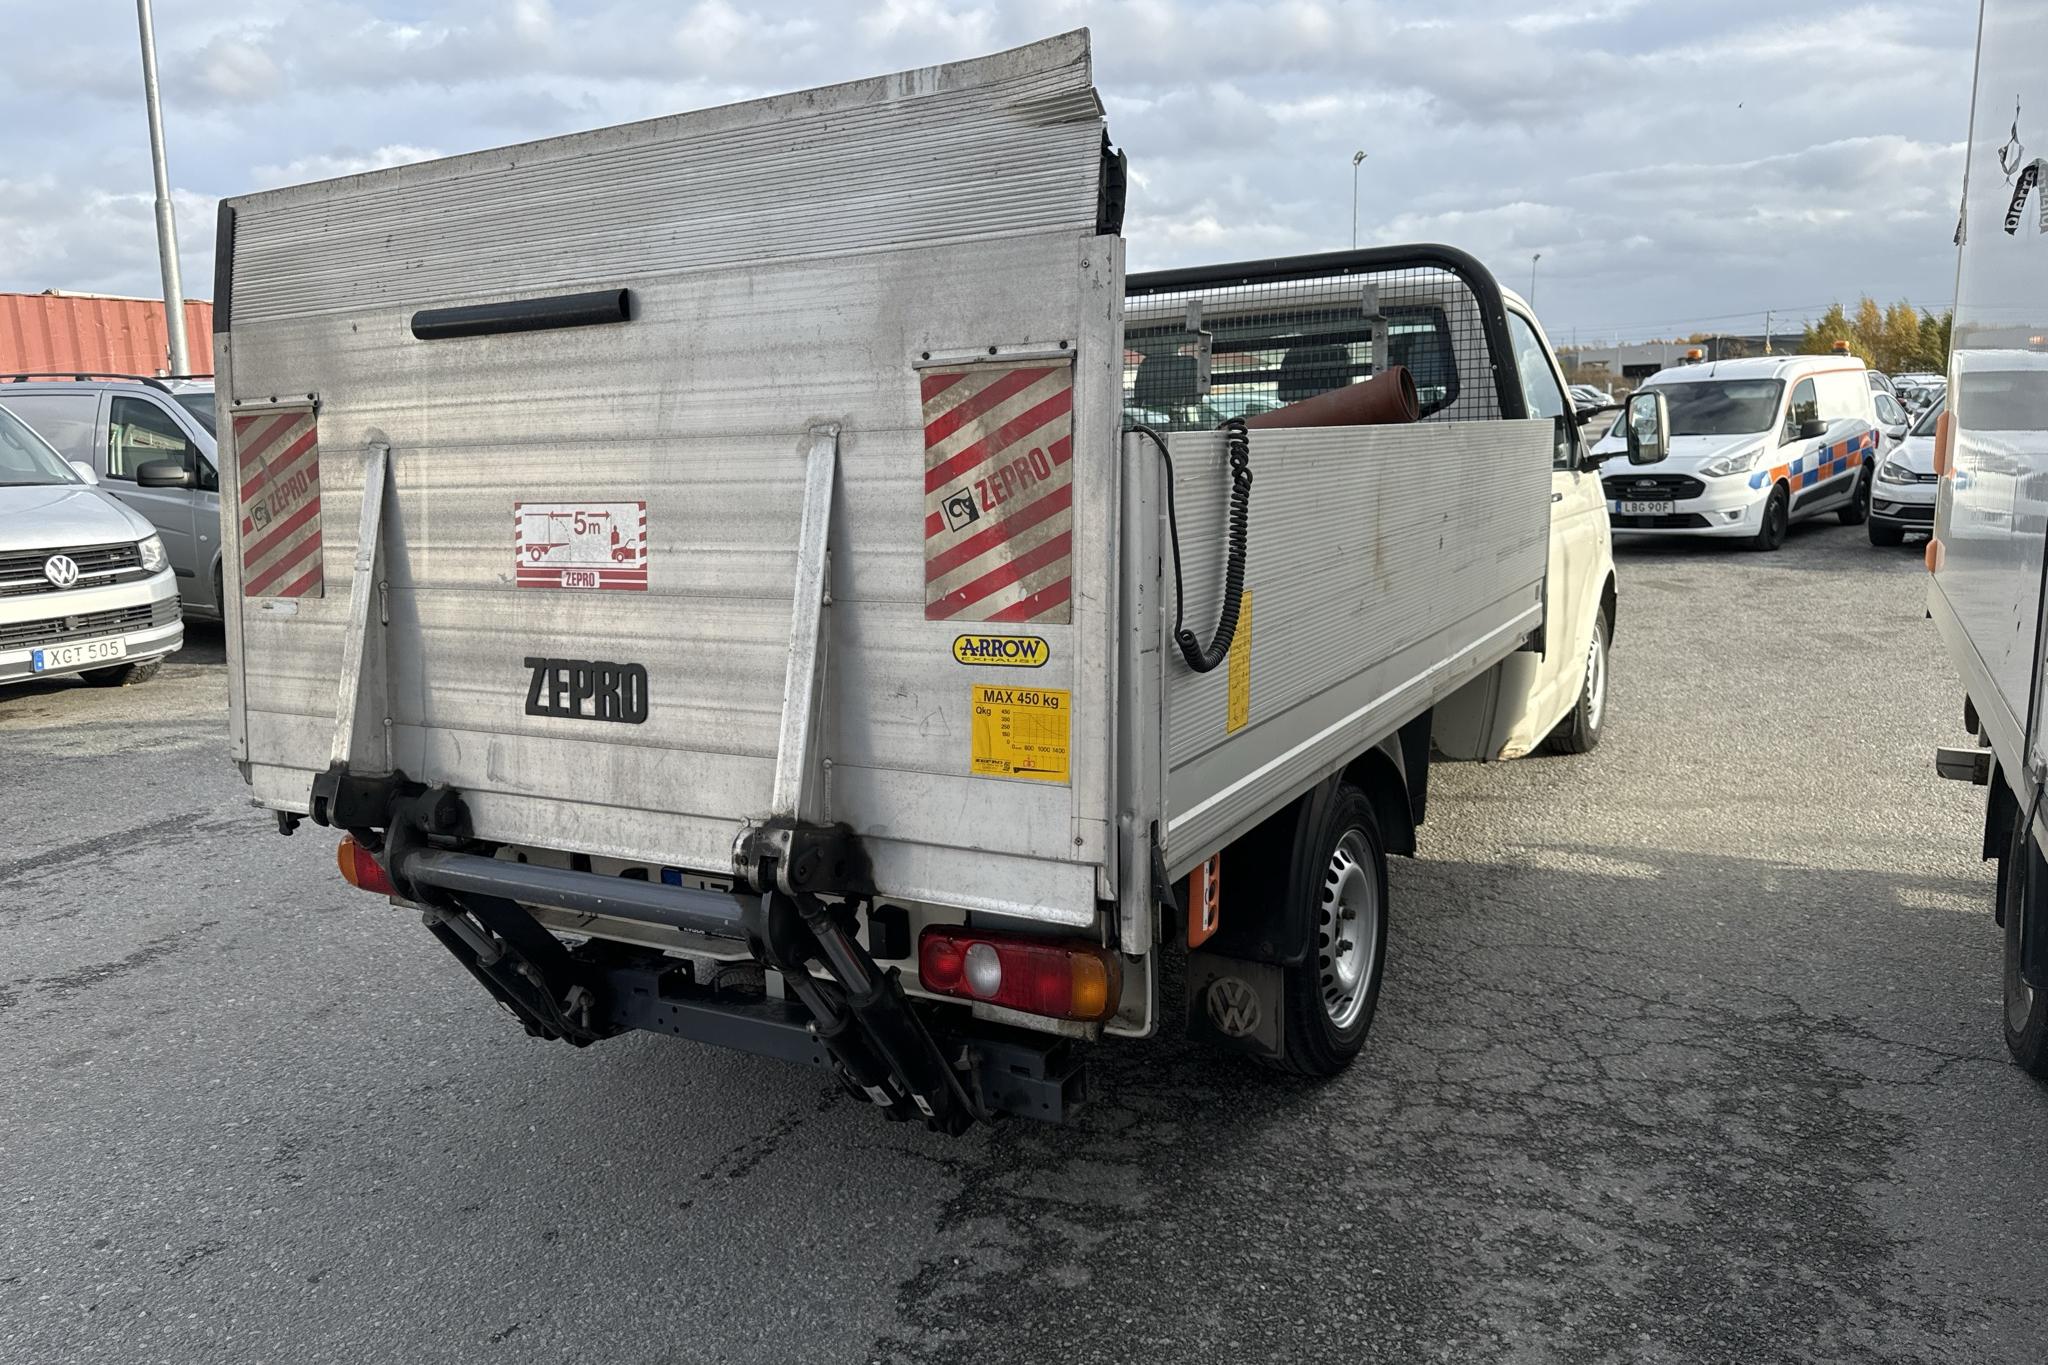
[1133, 416, 1253, 674]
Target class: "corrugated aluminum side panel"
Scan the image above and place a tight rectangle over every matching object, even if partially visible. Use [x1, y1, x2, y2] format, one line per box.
[220, 34, 1120, 928]
[1156, 421, 1551, 869]
[228, 33, 1102, 327]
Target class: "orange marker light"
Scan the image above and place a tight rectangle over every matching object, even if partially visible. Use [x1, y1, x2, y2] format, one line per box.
[1188, 854, 1221, 948]
[1934, 409, 1954, 478]
[1926, 538, 1946, 573]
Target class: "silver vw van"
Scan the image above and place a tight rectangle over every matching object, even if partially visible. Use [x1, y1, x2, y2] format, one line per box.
[0, 402, 181, 687]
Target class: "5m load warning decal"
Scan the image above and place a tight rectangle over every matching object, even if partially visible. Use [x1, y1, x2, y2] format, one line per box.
[921, 360, 1075, 625]
[235, 404, 323, 599]
[969, 684, 1070, 784]
[515, 502, 648, 590]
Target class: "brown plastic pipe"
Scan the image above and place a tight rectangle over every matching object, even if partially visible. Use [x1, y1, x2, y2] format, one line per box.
[1245, 365, 1420, 429]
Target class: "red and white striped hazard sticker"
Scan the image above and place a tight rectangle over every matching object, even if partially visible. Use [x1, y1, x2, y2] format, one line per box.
[235, 404, 323, 599]
[921, 361, 1074, 624]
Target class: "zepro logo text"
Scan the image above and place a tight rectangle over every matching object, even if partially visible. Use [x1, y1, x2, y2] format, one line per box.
[524, 656, 649, 724]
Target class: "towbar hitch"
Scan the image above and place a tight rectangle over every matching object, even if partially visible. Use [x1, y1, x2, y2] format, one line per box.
[363, 786, 982, 1132]
[735, 820, 980, 1135]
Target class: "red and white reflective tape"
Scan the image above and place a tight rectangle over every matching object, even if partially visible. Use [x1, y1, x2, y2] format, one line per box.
[235, 405, 324, 599]
[920, 361, 1074, 624]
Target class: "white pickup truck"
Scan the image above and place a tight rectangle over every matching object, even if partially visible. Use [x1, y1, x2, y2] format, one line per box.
[211, 32, 1661, 1131]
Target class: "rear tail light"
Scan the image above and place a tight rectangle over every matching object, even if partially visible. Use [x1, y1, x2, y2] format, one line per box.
[336, 836, 396, 896]
[917, 928, 1121, 1022]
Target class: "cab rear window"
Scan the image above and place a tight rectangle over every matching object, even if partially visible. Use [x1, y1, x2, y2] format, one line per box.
[1123, 305, 1460, 431]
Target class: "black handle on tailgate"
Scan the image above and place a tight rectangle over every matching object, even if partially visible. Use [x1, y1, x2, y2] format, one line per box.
[411, 288, 632, 340]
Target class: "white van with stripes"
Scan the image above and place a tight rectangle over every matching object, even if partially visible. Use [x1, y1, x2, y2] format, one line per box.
[1589, 354, 1883, 551]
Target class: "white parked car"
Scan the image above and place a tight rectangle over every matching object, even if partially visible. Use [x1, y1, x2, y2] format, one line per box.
[1869, 396, 1942, 546]
[1587, 353, 1883, 551]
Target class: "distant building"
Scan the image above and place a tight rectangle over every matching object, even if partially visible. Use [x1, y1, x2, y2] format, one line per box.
[0, 291, 213, 377]
[1559, 334, 1777, 388]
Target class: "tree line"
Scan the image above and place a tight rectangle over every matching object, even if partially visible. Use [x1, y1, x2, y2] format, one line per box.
[1798, 299, 1953, 375]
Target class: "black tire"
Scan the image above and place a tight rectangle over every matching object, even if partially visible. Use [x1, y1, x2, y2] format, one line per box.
[1867, 519, 1906, 547]
[83, 658, 163, 688]
[1268, 784, 1390, 1077]
[1749, 484, 1789, 551]
[2003, 816, 2048, 1076]
[1837, 461, 1872, 525]
[1546, 609, 1610, 755]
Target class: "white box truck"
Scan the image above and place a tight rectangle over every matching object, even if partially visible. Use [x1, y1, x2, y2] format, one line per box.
[1929, 1, 2048, 1073]
[213, 32, 1660, 1131]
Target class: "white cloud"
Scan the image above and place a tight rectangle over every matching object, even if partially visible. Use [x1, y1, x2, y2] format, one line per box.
[248, 144, 443, 189]
[0, 0, 1983, 340]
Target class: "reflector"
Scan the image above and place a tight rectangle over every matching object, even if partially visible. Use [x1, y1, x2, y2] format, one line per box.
[336, 836, 396, 896]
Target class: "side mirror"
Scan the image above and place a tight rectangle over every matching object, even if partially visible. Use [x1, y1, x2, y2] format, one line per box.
[1625, 391, 1670, 465]
[68, 460, 100, 486]
[1797, 417, 1830, 441]
[135, 459, 196, 489]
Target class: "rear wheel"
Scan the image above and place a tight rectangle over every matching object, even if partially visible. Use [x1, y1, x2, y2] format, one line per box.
[2003, 817, 2048, 1076]
[83, 658, 163, 688]
[1868, 518, 1905, 547]
[1269, 784, 1389, 1077]
[1838, 462, 1872, 525]
[1546, 609, 1610, 755]
[1749, 484, 1789, 551]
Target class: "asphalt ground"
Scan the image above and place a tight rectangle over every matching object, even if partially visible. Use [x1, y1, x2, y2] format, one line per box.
[2, 514, 2038, 1364]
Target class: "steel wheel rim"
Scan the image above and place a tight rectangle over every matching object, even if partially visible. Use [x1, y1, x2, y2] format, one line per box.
[1584, 625, 1608, 732]
[1318, 830, 1377, 1031]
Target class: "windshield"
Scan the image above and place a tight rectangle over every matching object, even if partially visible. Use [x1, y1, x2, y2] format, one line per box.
[174, 391, 216, 436]
[0, 402, 84, 487]
[1648, 378, 1785, 437]
[1911, 397, 1946, 437]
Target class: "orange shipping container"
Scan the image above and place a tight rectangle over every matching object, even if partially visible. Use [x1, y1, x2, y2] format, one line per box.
[0, 291, 213, 377]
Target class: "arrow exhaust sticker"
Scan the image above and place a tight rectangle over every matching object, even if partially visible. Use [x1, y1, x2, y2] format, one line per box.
[921, 360, 1074, 624]
[235, 404, 323, 598]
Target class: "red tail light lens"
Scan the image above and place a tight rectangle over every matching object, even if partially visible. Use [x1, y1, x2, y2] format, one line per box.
[917, 928, 1121, 1022]
[336, 836, 396, 896]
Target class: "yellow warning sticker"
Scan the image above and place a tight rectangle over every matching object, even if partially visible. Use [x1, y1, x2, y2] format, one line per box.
[1227, 590, 1251, 733]
[970, 684, 1071, 783]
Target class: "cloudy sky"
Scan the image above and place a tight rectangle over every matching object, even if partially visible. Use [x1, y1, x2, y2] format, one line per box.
[0, 0, 1979, 344]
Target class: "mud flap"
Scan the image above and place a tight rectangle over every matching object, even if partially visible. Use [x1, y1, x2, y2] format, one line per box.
[1184, 953, 1285, 1060]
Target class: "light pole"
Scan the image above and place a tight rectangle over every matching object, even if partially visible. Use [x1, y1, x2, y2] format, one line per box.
[135, 0, 189, 375]
[1530, 252, 1542, 309]
[1350, 150, 1367, 249]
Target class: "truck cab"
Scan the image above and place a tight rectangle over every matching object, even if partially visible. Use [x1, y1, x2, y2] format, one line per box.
[1120, 272, 1623, 759]
[1485, 288, 1617, 757]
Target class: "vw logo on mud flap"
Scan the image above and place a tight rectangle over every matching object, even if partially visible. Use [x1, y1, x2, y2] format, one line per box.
[1206, 976, 1262, 1038]
[43, 555, 79, 589]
